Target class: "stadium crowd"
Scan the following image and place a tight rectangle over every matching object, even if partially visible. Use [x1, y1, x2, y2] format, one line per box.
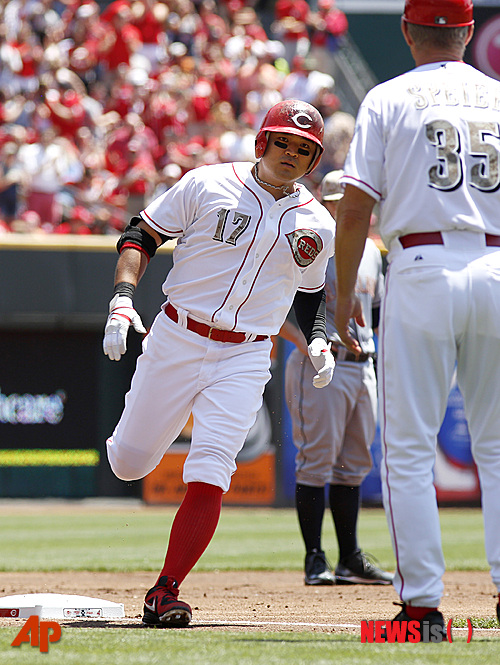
[0, 0, 353, 234]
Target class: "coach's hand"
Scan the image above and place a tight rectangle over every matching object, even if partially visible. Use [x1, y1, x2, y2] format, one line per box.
[103, 295, 147, 361]
[334, 294, 365, 355]
[307, 337, 335, 388]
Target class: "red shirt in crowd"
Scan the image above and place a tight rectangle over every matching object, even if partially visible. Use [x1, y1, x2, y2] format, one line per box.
[274, 0, 310, 42]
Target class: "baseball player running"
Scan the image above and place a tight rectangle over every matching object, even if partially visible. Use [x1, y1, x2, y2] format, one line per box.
[284, 170, 392, 587]
[335, 0, 500, 639]
[103, 100, 336, 627]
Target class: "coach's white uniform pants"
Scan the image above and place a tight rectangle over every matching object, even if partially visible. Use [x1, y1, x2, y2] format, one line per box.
[107, 308, 272, 492]
[379, 232, 500, 607]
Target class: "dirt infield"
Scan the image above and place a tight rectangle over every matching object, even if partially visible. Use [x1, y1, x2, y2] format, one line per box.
[0, 570, 498, 632]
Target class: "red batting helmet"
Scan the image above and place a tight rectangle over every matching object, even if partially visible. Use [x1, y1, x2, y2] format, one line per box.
[403, 0, 474, 27]
[255, 100, 325, 174]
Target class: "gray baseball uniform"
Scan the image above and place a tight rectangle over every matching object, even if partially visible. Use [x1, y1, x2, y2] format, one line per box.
[285, 237, 384, 486]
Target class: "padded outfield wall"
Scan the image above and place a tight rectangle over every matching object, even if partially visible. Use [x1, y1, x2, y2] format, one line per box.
[0, 236, 289, 504]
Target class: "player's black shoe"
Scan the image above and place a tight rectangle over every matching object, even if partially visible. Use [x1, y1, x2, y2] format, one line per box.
[304, 549, 335, 585]
[380, 603, 446, 642]
[142, 576, 192, 628]
[335, 549, 393, 585]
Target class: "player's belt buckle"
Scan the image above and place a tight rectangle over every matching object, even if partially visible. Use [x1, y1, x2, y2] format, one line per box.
[207, 326, 215, 340]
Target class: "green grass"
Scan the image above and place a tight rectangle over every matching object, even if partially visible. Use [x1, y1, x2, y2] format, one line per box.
[0, 504, 496, 664]
[0, 506, 489, 573]
[0, 627, 498, 665]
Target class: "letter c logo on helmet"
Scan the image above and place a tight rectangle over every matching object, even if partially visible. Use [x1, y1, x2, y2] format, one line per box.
[403, 0, 474, 28]
[291, 112, 313, 129]
[255, 100, 325, 175]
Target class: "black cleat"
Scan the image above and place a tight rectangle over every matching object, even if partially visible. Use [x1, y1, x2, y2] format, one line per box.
[335, 549, 393, 585]
[381, 603, 446, 642]
[304, 549, 335, 586]
[142, 576, 192, 628]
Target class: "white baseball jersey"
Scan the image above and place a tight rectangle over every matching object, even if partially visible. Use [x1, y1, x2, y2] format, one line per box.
[342, 59, 500, 607]
[108, 161, 335, 493]
[342, 61, 500, 255]
[141, 162, 335, 336]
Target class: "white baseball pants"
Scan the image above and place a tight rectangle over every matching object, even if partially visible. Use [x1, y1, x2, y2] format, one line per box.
[380, 233, 500, 606]
[107, 309, 272, 492]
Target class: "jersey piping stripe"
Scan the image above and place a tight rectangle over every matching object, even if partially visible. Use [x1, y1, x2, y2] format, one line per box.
[233, 200, 312, 330]
[140, 210, 183, 236]
[211, 165, 264, 329]
[342, 175, 381, 198]
[379, 262, 405, 595]
[297, 282, 326, 292]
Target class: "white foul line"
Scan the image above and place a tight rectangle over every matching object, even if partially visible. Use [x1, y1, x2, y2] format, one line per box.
[191, 620, 500, 632]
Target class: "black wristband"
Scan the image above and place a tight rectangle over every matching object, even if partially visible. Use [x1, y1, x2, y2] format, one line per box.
[113, 282, 136, 299]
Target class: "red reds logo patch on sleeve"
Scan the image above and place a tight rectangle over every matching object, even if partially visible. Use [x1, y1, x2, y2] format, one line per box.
[286, 230, 323, 267]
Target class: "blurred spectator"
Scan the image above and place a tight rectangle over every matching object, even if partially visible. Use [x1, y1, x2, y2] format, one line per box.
[272, 0, 311, 66]
[243, 63, 283, 131]
[309, 0, 348, 73]
[0, 89, 25, 124]
[15, 126, 79, 229]
[212, 100, 255, 163]
[120, 139, 158, 216]
[321, 110, 356, 175]
[130, 0, 169, 74]
[10, 209, 44, 234]
[147, 161, 182, 202]
[42, 69, 91, 139]
[66, 2, 112, 88]
[29, 0, 64, 44]
[55, 204, 94, 234]
[280, 55, 335, 107]
[0, 141, 25, 225]
[170, 0, 203, 56]
[100, 1, 143, 84]
[234, 39, 284, 110]
[199, 40, 234, 107]
[103, 112, 159, 216]
[0, 0, 355, 235]
[231, 5, 268, 44]
[197, 0, 229, 47]
[3, 0, 30, 42]
[6, 21, 44, 94]
[66, 164, 127, 230]
[0, 24, 23, 96]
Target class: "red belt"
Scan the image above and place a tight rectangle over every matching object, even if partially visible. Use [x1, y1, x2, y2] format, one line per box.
[165, 303, 268, 344]
[399, 231, 500, 249]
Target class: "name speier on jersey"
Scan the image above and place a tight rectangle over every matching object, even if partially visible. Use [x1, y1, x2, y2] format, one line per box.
[286, 229, 324, 267]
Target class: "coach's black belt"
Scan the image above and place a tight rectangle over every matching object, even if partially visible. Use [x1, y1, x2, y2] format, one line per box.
[165, 303, 268, 344]
[330, 346, 371, 363]
[399, 231, 500, 249]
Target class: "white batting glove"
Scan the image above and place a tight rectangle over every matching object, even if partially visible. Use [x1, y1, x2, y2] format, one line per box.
[307, 337, 335, 388]
[103, 295, 147, 361]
